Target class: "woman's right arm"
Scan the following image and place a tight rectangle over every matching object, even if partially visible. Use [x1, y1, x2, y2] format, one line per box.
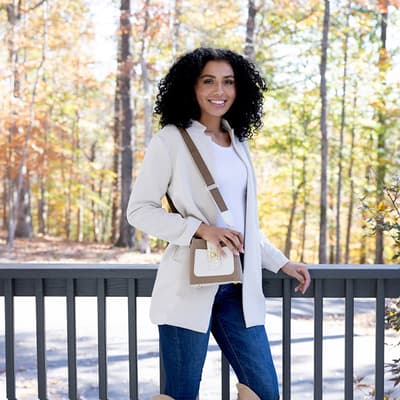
[126, 134, 202, 246]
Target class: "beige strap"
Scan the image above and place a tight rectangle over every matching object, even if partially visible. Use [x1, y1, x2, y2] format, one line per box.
[178, 127, 228, 213]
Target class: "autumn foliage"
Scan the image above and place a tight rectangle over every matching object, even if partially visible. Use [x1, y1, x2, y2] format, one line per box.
[0, 0, 399, 264]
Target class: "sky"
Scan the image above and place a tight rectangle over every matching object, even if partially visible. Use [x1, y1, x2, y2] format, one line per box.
[88, 2, 119, 80]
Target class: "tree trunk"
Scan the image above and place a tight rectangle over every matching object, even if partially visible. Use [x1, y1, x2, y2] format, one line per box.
[115, 0, 135, 247]
[7, 0, 47, 244]
[138, 0, 152, 253]
[15, 178, 33, 237]
[171, 0, 182, 58]
[6, 2, 21, 247]
[73, 111, 83, 242]
[318, 0, 330, 264]
[300, 156, 308, 263]
[38, 115, 50, 235]
[335, 0, 351, 263]
[284, 184, 302, 259]
[360, 165, 371, 264]
[38, 177, 46, 235]
[89, 142, 99, 242]
[284, 111, 303, 259]
[344, 86, 357, 264]
[2, 176, 7, 229]
[244, 0, 257, 61]
[111, 70, 121, 243]
[141, 0, 152, 148]
[375, 2, 388, 264]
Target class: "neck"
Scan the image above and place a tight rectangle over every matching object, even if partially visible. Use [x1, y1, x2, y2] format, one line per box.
[199, 116, 222, 132]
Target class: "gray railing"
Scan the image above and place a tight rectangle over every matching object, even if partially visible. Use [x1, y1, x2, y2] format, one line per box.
[0, 264, 400, 400]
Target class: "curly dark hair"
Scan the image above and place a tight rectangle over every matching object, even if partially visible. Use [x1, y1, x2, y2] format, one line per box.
[154, 48, 267, 141]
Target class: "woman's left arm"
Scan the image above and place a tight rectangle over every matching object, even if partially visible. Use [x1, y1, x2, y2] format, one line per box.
[259, 231, 311, 294]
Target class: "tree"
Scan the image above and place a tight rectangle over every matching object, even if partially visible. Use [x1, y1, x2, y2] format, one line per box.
[374, 0, 389, 263]
[319, 0, 330, 264]
[344, 84, 358, 263]
[334, 0, 351, 263]
[114, 0, 135, 247]
[244, 0, 257, 61]
[4, 0, 47, 246]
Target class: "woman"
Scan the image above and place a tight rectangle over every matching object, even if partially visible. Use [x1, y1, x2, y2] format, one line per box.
[127, 48, 311, 400]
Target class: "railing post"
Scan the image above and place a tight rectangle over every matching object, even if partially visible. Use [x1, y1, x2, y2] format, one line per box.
[375, 279, 385, 400]
[314, 279, 323, 400]
[344, 279, 354, 400]
[282, 278, 292, 400]
[5, 278, 16, 400]
[66, 279, 78, 400]
[97, 278, 108, 400]
[35, 279, 47, 399]
[128, 278, 138, 400]
[222, 353, 230, 400]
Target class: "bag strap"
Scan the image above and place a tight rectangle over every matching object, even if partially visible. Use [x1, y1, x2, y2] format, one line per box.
[178, 127, 228, 214]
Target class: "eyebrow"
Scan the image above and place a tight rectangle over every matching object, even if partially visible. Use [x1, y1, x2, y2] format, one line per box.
[199, 74, 235, 79]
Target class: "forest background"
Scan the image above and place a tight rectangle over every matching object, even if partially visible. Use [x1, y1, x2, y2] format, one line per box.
[1, 0, 400, 265]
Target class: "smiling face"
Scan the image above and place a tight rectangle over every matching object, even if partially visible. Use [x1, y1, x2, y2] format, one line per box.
[194, 60, 236, 126]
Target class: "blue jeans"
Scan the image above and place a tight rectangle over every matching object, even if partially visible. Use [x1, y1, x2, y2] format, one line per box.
[158, 284, 279, 400]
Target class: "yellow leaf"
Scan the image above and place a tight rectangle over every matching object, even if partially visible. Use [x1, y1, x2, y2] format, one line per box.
[377, 201, 387, 211]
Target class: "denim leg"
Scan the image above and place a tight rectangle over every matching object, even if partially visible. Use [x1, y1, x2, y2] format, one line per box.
[158, 324, 210, 400]
[211, 284, 279, 400]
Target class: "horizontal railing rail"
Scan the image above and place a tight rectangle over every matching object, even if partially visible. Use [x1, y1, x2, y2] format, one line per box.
[0, 264, 399, 400]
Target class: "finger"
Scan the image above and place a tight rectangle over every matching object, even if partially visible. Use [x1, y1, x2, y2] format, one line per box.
[214, 241, 228, 257]
[294, 281, 306, 294]
[298, 268, 311, 290]
[220, 236, 239, 256]
[233, 230, 244, 250]
[231, 230, 244, 248]
[225, 230, 244, 252]
[296, 269, 310, 294]
[224, 234, 242, 253]
[289, 270, 305, 291]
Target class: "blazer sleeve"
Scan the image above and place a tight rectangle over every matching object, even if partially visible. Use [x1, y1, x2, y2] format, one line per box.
[127, 133, 202, 246]
[259, 230, 289, 273]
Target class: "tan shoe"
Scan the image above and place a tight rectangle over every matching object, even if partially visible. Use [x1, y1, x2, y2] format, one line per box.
[237, 383, 261, 400]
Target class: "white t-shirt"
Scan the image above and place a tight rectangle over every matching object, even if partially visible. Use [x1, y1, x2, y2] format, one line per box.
[210, 140, 247, 236]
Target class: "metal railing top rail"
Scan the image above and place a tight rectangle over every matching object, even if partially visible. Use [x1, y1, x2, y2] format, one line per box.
[0, 264, 399, 298]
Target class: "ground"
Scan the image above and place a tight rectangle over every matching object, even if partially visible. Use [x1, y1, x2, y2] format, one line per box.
[0, 233, 162, 264]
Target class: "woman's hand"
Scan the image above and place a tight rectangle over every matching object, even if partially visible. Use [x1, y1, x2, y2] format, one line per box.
[281, 262, 311, 294]
[195, 223, 244, 256]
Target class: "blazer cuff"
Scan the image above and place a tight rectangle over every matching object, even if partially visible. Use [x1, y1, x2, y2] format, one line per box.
[262, 253, 290, 274]
[182, 217, 203, 246]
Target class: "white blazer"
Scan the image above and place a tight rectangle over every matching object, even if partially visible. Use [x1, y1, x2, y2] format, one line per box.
[127, 120, 289, 333]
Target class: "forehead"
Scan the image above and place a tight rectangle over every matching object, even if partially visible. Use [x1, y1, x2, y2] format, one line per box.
[200, 60, 234, 76]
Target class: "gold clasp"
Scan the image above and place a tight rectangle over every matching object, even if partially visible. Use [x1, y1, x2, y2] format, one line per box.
[207, 243, 220, 264]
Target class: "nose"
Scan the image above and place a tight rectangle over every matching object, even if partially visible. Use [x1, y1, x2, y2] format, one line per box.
[215, 82, 224, 96]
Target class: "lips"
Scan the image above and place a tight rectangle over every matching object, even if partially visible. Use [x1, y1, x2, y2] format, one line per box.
[209, 99, 226, 105]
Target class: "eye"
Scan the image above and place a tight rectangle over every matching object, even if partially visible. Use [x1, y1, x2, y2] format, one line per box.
[225, 79, 235, 85]
[203, 78, 214, 84]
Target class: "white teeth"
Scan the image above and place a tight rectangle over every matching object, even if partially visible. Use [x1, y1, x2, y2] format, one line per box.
[210, 100, 225, 105]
